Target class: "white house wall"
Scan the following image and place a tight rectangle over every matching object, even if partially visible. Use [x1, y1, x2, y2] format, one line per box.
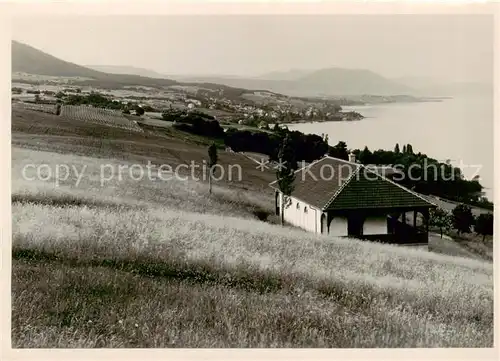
[363, 216, 389, 235]
[282, 195, 319, 233]
[328, 217, 349, 237]
[278, 192, 389, 236]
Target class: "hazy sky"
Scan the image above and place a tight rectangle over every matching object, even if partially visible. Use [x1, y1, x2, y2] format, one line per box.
[12, 15, 493, 82]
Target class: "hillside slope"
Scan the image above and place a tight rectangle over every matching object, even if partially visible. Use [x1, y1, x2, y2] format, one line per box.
[12, 40, 105, 78]
[11, 145, 493, 347]
[11, 41, 178, 87]
[86, 65, 171, 79]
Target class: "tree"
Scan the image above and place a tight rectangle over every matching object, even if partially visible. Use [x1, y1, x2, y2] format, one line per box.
[394, 143, 400, 154]
[358, 146, 373, 164]
[135, 106, 145, 116]
[451, 203, 475, 235]
[207, 143, 218, 195]
[402, 145, 407, 154]
[276, 134, 296, 226]
[475, 213, 493, 242]
[406, 144, 414, 155]
[429, 208, 452, 238]
[328, 141, 349, 160]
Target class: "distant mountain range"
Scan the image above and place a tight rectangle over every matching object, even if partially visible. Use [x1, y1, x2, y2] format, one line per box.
[171, 71, 492, 98]
[12, 41, 491, 98]
[169, 68, 416, 97]
[86, 65, 413, 97]
[255, 69, 312, 81]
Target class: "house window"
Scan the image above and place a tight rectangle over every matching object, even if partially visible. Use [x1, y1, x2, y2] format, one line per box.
[296, 202, 300, 209]
[304, 206, 308, 213]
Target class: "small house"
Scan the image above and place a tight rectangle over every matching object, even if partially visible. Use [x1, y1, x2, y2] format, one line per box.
[270, 153, 436, 245]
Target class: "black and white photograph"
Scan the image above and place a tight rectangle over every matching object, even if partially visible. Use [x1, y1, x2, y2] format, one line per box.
[3, 1, 496, 354]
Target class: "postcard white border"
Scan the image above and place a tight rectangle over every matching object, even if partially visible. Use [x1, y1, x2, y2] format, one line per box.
[0, 1, 498, 360]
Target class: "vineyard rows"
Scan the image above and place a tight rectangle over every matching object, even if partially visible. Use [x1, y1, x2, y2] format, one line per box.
[60, 105, 142, 132]
[12, 102, 57, 115]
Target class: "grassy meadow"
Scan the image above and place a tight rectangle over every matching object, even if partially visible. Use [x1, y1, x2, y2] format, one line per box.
[10, 145, 494, 348]
[9, 108, 493, 347]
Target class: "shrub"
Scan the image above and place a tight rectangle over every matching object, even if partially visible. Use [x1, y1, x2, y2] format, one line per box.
[452, 204, 475, 235]
[135, 106, 145, 116]
[429, 208, 452, 238]
[475, 213, 493, 241]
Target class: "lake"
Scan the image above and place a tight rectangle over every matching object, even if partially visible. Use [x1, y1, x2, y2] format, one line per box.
[288, 96, 494, 201]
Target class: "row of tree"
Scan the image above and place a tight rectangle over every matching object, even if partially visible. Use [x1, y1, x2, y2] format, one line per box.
[225, 127, 328, 163]
[161, 109, 216, 122]
[64, 92, 124, 110]
[162, 109, 226, 138]
[351, 144, 489, 208]
[60, 91, 150, 116]
[163, 111, 329, 163]
[430, 204, 493, 241]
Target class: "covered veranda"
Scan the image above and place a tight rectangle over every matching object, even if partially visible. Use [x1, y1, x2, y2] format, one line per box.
[320, 205, 435, 245]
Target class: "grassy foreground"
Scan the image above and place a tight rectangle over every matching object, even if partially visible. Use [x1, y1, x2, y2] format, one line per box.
[11, 147, 493, 348]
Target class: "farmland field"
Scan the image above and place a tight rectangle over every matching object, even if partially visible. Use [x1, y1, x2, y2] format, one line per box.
[12, 101, 57, 115]
[144, 111, 164, 119]
[60, 105, 143, 132]
[137, 118, 174, 128]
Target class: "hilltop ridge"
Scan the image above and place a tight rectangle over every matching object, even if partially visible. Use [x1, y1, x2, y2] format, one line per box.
[12, 40, 178, 87]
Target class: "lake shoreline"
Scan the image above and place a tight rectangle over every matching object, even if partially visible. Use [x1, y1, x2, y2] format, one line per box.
[287, 96, 493, 200]
[281, 96, 452, 125]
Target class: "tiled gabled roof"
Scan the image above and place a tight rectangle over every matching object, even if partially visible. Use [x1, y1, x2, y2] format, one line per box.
[270, 156, 360, 209]
[269, 156, 435, 211]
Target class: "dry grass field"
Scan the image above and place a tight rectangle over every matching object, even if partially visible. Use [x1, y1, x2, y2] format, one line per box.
[10, 108, 494, 348]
